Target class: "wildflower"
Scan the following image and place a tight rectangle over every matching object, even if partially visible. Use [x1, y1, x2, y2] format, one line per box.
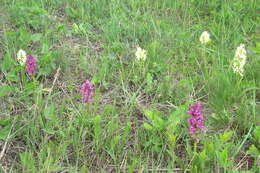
[188, 103, 205, 134]
[80, 80, 95, 103]
[232, 44, 247, 76]
[17, 49, 27, 65]
[26, 55, 37, 76]
[135, 46, 147, 61]
[199, 31, 210, 45]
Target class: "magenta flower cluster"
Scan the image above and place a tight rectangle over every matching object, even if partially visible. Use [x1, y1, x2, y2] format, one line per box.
[80, 80, 95, 103]
[26, 55, 37, 76]
[188, 103, 205, 134]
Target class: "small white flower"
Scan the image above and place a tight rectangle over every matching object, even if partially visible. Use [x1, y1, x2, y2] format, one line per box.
[235, 44, 246, 60]
[135, 47, 147, 61]
[232, 44, 247, 76]
[199, 31, 211, 45]
[17, 49, 27, 65]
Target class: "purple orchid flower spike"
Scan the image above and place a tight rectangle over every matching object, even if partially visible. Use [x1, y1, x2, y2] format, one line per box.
[188, 103, 205, 134]
[26, 55, 37, 76]
[80, 80, 95, 103]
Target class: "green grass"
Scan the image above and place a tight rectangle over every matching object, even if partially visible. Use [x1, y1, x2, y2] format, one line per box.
[0, 0, 260, 172]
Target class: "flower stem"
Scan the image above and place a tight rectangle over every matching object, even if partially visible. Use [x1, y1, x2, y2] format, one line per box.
[194, 141, 197, 153]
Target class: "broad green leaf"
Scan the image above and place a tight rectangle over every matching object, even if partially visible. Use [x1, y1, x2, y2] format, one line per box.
[1, 55, 15, 71]
[20, 152, 36, 172]
[41, 43, 49, 54]
[44, 104, 56, 122]
[220, 131, 233, 144]
[253, 42, 260, 55]
[167, 104, 187, 133]
[144, 110, 164, 130]
[0, 85, 12, 98]
[143, 123, 153, 131]
[247, 145, 259, 158]
[56, 24, 66, 33]
[199, 149, 207, 161]
[168, 134, 177, 146]
[72, 23, 80, 34]
[6, 71, 19, 82]
[219, 147, 228, 167]
[31, 33, 42, 42]
[94, 115, 102, 146]
[0, 125, 11, 140]
[253, 126, 260, 144]
[205, 140, 214, 154]
[0, 120, 11, 126]
[145, 73, 153, 92]
[43, 128, 56, 135]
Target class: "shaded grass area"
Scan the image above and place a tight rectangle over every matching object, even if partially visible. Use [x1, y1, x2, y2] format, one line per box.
[0, 0, 260, 172]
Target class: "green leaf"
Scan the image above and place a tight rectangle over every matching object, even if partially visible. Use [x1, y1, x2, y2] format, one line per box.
[56, 24, 66, 33]
[247, 145, 259, 158]
[167, 134, 177, 146]
[41, 43, 49, 54]
[167, 104, 187, 133]
[72, 23, 80, 34]
[31, 33, 42, 42]
[0, 125, 11, 140]
[20, 152, 36, 172]
[1, 55, 15, 71]
[143, 123, 153, 131]
[145, 73, 153, 92]
[199, 149, 207, 161]
[110, 135, 120, 150]
[43, 128, 56, 135]
[220, 131, 233, 144]
[205, 140, 214, 154]
[144, 110, 164, 130]
[219, 147, 228, 167]
[18, 27, 31, 45]
[44, 104, 56, 122]
[66, 7, 79, 20]
[94, 115, 102, 147]
[6, 71, 19, 82]
[253, 126, 260, 144]
[253, 42, 260, 55]
[0, 85, 12, 98]
[0, 120, 11, 126]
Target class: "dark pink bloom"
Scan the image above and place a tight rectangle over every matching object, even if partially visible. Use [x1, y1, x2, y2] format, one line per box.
[188, 103, 205, 134]
[26, 55, 37, 76]
[189, 126, 196, 134]
[80, 80, 95, 103]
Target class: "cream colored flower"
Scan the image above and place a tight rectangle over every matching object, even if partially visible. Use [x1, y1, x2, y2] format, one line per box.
[135, 47, 147, 61]
[17, 49, 27, 65]
[199, 31, 211, 44]
[232, 44, 247, 76]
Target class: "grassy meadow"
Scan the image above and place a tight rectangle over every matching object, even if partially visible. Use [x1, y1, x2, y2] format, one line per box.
[0, 0, 260, 172]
